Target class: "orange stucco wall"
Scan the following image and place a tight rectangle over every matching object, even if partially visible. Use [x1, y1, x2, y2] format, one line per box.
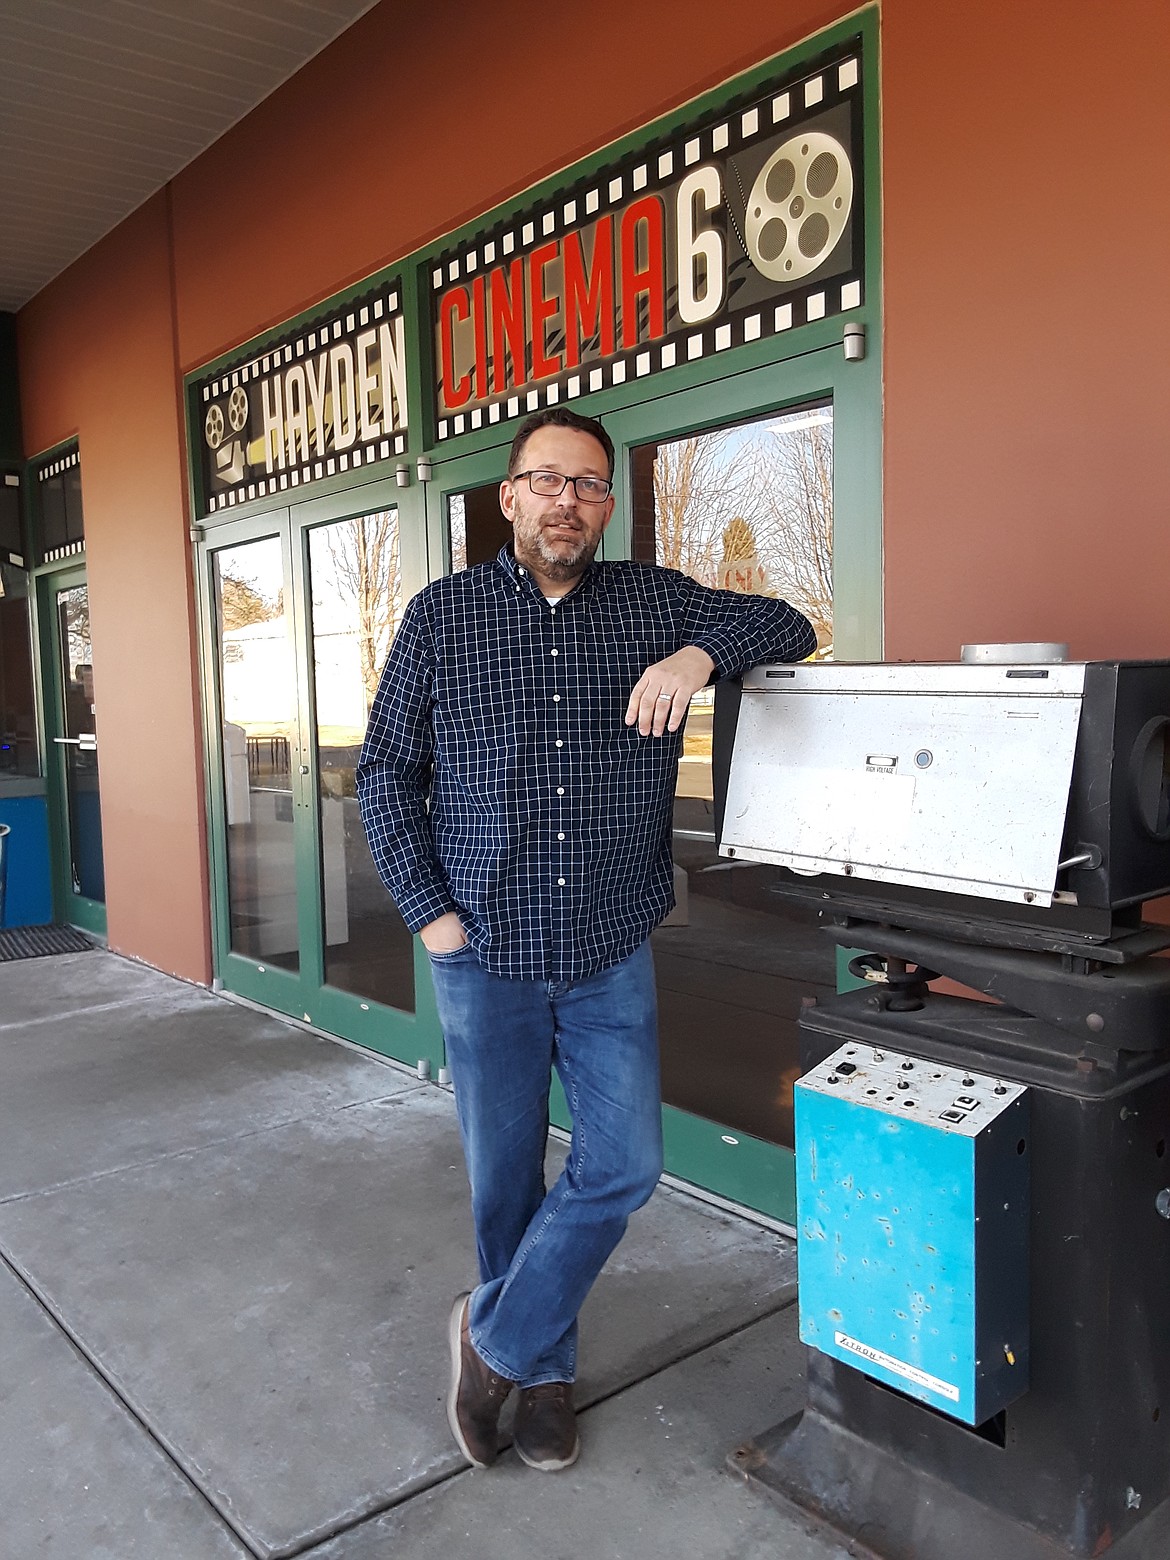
[16, 0, 1170, 976]
[168, 0, 841, 372]
[882, 0, 1170, 662]
[18, 194, 211, 981]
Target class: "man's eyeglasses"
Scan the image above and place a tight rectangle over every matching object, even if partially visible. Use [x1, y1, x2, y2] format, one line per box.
[513, 470, 613, 504]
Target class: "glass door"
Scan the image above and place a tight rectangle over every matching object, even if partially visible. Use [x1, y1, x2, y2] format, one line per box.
[606, 355, 880, 1221]
[301, 510, 416, 1020]
[41, 566, 106, 935]
[200, 483, 442, 1073]
[211, 530, 300, 977]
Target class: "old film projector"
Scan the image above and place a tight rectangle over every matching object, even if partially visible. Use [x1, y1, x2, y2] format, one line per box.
[713, 653, 1170, 1560]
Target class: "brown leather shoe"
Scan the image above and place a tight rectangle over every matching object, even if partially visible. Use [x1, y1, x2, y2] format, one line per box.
[513, 1381, 580, 1471]
[447, 1293, 513, 1467]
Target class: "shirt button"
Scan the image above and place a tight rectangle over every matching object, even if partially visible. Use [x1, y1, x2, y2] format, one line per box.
[553, 694, 561, 702]
[557, 832, 565, 840]
[555, 739, 564, 748]
[556, 787, 565, 795]
[550, 648, 559, 656]
[557, 878, 566, 886]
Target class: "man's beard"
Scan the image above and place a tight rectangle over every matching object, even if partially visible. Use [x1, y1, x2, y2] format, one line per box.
[511, 502, 601, 582]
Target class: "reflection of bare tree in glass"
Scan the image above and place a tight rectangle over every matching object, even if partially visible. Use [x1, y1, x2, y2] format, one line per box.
[653, 434, 754, 586]
[64, 588, 91, 658]
[448, 494, 468, 574]
[753, 418, 833, 653]
[218, 568, 275, 630]
[325, 511, 402, 708]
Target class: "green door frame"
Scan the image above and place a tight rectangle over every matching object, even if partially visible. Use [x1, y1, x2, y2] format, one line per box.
[195, 479, 444, 1076]
[36, 560, 107, 937]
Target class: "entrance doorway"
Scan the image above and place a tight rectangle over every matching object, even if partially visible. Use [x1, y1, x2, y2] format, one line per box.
[41, 567, 106, 934]
[199, 347, 878, 1221]
[199, 478, 441, 1073]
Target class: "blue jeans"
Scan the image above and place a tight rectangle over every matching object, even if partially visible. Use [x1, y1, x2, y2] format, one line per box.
[428, 938, 663, 1386]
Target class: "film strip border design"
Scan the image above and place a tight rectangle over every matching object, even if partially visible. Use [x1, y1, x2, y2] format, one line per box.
[38, 448, 84, 563]
[199, 283, 407, 515]
[431, 50, 863, 444]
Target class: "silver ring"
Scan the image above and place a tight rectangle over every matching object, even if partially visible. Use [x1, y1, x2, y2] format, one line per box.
[656, 693, 673, 700]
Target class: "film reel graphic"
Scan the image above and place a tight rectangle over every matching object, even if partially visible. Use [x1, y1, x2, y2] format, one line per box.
[745, 131, 853, 283]
[204, 387, 250, 451]
[227, 386, 249, 432]
[204, 404, 225, 449]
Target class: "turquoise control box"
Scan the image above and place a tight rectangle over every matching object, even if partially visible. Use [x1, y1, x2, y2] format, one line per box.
[795, 1042, 1030, 1426]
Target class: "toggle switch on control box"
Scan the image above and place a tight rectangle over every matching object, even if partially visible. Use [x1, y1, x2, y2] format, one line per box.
[795, 1043, 1030, 1427]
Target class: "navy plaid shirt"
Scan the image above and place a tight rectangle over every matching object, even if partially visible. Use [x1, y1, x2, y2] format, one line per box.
[357, 545, 815, 981]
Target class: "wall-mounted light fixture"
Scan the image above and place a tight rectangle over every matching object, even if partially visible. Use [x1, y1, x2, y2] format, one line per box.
[417, 456, 433, 483]
[395, 463, 411, 488]
[843, 323, 866, 362]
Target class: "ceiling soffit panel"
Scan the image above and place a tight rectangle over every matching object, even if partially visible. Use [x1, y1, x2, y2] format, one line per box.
[0, 0, 381, 312]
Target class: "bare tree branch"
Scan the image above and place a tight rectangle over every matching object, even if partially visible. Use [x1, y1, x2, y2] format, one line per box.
[323, 511, 402, 708]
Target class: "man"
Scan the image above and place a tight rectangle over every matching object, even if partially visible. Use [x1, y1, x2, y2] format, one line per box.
[357, 407, 815, 1474]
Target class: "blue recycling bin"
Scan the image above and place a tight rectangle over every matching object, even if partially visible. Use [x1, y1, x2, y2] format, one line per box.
[0, 822, 9, 927]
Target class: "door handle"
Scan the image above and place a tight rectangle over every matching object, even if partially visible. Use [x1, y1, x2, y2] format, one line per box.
[53, 735, 98, 751]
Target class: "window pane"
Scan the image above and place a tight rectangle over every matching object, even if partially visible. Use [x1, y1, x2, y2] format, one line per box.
[630, 404, 834, 1149]
[56, 584, 105, 901]
[0, 566, 38, 776]
[214, 537, 299, 971]
[307, 511, 414, 1012]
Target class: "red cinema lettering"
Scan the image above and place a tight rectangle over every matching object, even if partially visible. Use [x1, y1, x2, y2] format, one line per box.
[490, 259, 527, 395]
[563, 218, 615, 369]
[620, 196, 666, 350]
[471, 274, 489, 401]
[529, 241, 562, 380]
[439, 286, 472, 411]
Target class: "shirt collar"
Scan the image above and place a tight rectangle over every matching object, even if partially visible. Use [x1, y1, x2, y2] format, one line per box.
[495, 543, 601, 603]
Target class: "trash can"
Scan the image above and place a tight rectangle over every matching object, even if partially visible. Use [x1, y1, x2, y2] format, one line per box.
[0, 822, 9, 928]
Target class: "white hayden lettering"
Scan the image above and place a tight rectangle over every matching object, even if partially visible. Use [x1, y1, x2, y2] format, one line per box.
[261, 374, 285, 472]
[304, 352, 330, 456]
[356, 329, 381, 441]
[330, 343, 358, 450]
[379, 316, 406, 430]
[284, 365, 311, 464]
[676, 166, 725, 324]
[244, 312, 407, 480]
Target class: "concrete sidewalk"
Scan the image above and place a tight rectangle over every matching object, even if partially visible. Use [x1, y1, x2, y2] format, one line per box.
[0, 948, 848, 1560]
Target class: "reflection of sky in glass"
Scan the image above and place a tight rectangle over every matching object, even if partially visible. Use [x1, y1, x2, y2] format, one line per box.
[217, 537, 294, 733]
[218, 538, 283, 606]
[309, 529, 349, 631]
[646, 399, 833, 659]
[718, 403, 832, 460]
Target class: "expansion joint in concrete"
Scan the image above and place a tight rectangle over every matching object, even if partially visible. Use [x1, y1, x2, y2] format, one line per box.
[0, 1239, 267, 1556]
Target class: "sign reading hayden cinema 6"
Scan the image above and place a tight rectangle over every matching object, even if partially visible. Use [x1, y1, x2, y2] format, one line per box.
[196, 283, 407, 514]
[431, 43, 865, 440]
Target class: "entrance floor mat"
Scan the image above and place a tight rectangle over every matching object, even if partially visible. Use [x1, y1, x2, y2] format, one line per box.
[0, 924, 93, 962]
